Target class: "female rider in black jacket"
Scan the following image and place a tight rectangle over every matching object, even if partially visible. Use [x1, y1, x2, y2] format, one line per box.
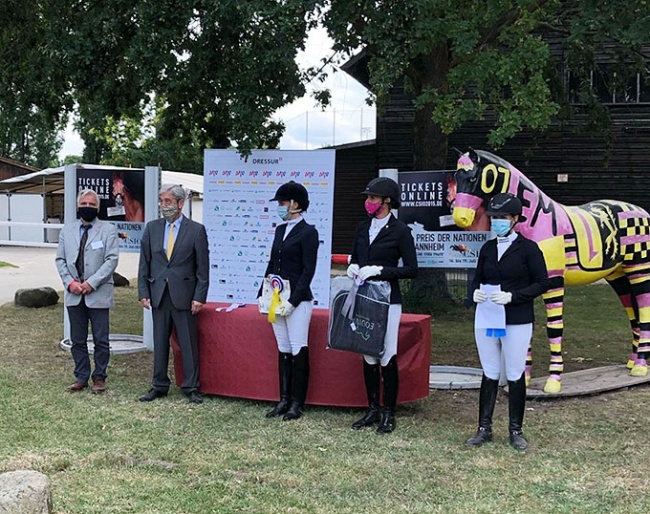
[260, 181, 319, 421]
[466, 193, 548, 451]
[347, 177, 418, 434]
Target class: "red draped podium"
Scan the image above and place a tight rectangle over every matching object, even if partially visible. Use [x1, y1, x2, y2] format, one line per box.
[171, 303, 431, 407]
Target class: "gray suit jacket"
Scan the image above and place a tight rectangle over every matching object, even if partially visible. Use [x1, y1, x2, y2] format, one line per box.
[138, 216, 209, 310]
[55, 219, 120, 308]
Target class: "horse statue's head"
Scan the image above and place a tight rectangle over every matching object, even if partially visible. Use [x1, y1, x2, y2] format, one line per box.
[450, 149, 502, 230]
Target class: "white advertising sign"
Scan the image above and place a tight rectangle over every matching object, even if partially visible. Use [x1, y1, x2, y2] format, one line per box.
[203, 149, 335, 306]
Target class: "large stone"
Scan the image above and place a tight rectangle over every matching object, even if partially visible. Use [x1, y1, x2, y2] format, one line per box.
[14, 287, 59, 308]
[113, 272, 130, 287]
[0, 470, 52, 513]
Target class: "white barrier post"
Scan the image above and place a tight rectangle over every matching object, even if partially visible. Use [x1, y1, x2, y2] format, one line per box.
[142, 166, 160, 350]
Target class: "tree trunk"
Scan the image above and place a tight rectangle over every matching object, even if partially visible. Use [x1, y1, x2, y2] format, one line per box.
[405, 43, 455, 309]
[409, 42, 449, 170]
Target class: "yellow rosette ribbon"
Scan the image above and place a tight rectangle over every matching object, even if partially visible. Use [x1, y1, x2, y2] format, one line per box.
[268, 286, 281, 323]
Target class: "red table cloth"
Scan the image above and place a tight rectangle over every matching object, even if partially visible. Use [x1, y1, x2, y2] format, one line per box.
[172, 303, 431, 407]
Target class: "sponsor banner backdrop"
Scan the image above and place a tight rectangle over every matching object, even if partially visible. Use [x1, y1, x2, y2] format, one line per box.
[398, 171, 490, 268]
[203, 149, 335, 306]
[76, 168, 145, 252]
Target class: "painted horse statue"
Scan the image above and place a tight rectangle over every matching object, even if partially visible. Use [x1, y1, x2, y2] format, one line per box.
[453, 149, 650, 393]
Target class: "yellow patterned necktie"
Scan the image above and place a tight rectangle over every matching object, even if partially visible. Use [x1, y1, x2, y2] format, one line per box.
[166, 223, 175, 259]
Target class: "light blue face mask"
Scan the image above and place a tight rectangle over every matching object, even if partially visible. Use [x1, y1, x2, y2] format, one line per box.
[491, 219, 513, 237]
[277, 205, 290, 221]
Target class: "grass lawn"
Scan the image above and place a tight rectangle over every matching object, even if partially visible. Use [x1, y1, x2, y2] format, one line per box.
[1, 282, 648, 513]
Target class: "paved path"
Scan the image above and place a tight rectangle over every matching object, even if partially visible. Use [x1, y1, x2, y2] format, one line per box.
[0, 246, 140, 305]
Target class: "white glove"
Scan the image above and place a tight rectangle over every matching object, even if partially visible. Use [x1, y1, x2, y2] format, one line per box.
[257, 297, 263, 310]
[346, 263, 360, 278]
[358, 265, 383, 281]
[280, 301, 295, 317]
[490, 291, 512, 305]
[473, 289, 487, 303]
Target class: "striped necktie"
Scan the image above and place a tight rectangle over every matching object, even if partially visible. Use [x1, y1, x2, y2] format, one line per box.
[166, 223, 175, 259]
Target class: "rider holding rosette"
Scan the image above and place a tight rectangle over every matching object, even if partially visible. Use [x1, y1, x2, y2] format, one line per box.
[258, 181, 319, 421]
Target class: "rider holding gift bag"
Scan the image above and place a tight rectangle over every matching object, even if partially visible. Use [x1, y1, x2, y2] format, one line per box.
[347, 177, 418, 434]
[258, 181, 319, 421]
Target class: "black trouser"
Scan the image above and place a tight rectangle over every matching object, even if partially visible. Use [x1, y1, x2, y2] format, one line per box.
[67, 297, 110, 383]
[151, 289, 199, 393]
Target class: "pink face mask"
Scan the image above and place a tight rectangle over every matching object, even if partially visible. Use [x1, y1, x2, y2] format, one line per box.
[365, 200, 383, 217]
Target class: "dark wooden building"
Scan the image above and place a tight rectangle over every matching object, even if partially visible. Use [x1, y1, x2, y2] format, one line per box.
[0, 156, 38, 180]
[331, 140, 377, 254]
[341, 41, 650, 213]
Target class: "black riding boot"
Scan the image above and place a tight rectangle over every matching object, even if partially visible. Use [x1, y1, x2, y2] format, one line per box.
[266, 352, 293, 418]
[508, 372, 528, 451]
[283, 347, 310, 420]
[377, 356, 399, 434]
[352, 360, 381, 430]
[465, 375, 499, 446]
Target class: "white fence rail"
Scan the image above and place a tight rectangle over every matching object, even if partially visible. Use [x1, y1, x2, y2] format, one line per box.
[0, 220, 63, 247]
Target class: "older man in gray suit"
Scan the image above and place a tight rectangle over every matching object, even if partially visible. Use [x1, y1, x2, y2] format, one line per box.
[56, 188, 119, 394]
[138, 184, 209, 404]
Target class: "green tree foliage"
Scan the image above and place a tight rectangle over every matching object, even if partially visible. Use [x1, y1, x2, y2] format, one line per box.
[1, 0, 318, 167]
[320, 0, 650, 169]
[92, 106, 205, 173]
[1, 1, 647, 173]
[47, 1, 316, 165]
[0, 0, 69, 168]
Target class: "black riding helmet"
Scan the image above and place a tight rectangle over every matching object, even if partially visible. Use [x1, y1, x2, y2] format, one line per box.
[270, 181, 310, 211]
[486, 192, 526, 221]
[360, 177, 400, 208]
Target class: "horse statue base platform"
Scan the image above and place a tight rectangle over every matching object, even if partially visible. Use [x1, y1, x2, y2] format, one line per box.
[508, 365, 650, 399]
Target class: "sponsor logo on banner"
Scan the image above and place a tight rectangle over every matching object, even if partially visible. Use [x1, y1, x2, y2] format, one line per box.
[203, 149, 335, 304]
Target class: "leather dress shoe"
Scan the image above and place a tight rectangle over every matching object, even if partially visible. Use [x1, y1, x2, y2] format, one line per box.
[139, 388, 168, 402]
[66, 381, 88, 392]
[187, 391, 203, 404]
[91, 378, 106, 394]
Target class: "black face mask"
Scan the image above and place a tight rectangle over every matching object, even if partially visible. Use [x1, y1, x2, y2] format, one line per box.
[77, 207, 98, 222]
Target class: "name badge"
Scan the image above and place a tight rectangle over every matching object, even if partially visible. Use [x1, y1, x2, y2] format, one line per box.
[91, 240, 104, 250]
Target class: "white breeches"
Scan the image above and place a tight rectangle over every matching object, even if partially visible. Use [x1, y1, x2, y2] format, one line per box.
[272, 301, 313, 355]
[363, 304, 402, 367]
[474, 323, 532, 381]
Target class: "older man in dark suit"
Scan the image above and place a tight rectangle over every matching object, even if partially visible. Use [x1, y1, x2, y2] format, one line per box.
[138, 184, 209, 404]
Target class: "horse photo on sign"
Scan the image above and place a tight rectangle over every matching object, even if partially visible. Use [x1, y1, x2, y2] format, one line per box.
[452, 149, 650, 394]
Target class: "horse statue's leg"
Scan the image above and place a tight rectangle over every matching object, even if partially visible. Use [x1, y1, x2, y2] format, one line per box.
[623, 263, 650, 376]
[525, 344, 533, 387]
[542, 276, 566, 393]
[605, 273, 641, 368]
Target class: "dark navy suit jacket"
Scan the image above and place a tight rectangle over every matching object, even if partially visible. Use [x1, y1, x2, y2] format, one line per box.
[138, 216, 210, 310]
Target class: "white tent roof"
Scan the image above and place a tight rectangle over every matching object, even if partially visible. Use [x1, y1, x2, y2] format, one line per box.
[0, 165, 203, 195]
[159, 170, 203, 195]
